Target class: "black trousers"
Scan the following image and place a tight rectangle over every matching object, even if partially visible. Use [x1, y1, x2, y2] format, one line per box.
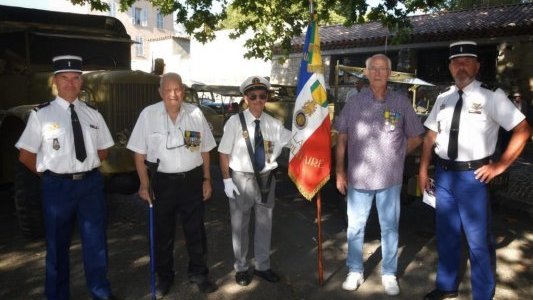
[152, 166, 208, 283]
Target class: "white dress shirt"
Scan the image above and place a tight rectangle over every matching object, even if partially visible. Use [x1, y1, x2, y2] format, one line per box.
[15, 97, 114, 173]
[218, 109, 291, 173]
[127, 101, 216, 173]
[424, 80, 525, 161]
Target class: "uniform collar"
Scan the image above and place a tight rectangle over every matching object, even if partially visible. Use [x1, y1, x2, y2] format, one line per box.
[55, 96, 80, 110]
[243, 109, 263, 124]
[159, 101, 192, 120]
[454, 80, 478, 96]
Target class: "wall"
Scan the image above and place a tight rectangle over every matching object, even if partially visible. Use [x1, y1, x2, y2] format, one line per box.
[189, 29, 271, 85]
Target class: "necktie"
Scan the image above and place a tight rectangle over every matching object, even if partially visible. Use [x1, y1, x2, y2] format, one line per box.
[254, 120, 265, 171]
[70, 104, 87, 162]
[447, 90, 463, 161]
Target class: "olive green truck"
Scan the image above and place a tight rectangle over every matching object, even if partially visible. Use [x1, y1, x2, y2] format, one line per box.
[0, 5, 223, 237]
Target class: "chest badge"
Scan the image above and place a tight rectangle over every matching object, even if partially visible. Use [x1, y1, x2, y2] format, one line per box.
[53, 138, 60, 150]
[468, 102, 483, 114]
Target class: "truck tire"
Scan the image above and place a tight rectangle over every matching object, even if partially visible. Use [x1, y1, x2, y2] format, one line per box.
[14, 161, 44, 238]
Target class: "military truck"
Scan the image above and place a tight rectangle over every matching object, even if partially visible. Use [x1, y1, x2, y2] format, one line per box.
[0, 5, 223, 237]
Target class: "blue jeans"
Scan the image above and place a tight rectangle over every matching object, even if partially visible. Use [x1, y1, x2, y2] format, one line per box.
[346, 184, 401, 275]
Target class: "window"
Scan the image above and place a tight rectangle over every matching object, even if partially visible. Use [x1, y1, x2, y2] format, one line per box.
[141, 9, 148, 27]
[156, 12, 164, 29]
[135, 36, 144, 57]
[133, 7, 142, 25]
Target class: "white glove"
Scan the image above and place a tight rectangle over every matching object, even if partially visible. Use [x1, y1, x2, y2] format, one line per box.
[223, 178, 240, 199]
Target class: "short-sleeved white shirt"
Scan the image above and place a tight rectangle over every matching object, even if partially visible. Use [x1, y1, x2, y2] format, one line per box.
[218, 109, 291, 173]
[424, 80, 525, 161]
[15, 97, 114, 173]
[127, 101, 216, 173]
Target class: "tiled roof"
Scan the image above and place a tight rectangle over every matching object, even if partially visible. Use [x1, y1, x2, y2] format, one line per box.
[290, 3, 533, 52]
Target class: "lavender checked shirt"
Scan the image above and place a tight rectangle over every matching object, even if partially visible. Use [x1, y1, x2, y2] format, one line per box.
[335, 87, 425, 190]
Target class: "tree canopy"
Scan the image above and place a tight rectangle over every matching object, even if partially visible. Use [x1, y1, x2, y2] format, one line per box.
[71, 0, 464, 60]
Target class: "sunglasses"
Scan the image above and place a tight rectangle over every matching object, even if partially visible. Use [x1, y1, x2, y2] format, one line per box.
[247, 93, 268, 101]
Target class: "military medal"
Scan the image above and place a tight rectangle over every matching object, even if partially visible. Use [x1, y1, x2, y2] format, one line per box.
[184, 130, 201, 151]
[53, 138, 60, 150]
[384, 107, 390, 125]
[264, 140, 273, 163]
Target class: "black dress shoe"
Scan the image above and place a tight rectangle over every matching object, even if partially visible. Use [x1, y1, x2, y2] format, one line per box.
[235, 271, 251, 286]
[156, 280, 173, 299]
[424, 289, 458, 300]
[195, 279, 217, 293]
[254, 269, 280, 282]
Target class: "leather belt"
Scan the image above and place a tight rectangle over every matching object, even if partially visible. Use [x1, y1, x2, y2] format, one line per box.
[45, 168, 97, 180]
[157, 166, 202, 179]
[437, 157, 491, 171]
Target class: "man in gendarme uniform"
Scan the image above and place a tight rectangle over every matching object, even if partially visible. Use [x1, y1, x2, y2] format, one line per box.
[127, 72, 217, 298]
[15, 55, 117, 300]
[218, 76, 291, 286]
[419, 41, 532, 300]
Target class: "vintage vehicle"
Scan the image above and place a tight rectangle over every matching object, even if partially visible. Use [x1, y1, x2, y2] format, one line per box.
[191, 84, 242, 122]
[0, 5, 222, 237]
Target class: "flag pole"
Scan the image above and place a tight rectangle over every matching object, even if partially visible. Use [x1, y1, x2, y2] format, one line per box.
[316, 190, 324, 285]
[307, 0, 324, 286]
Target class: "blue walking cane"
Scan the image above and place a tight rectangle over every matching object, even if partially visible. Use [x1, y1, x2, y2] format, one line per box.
[145, 159, 160, 300]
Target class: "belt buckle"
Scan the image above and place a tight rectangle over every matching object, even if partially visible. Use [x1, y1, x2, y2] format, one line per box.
[73, 173, 84, 180]
[467, 162, 472, 170]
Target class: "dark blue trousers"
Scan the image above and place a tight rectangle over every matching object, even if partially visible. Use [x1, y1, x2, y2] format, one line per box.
[434, 165, 496, 300]
[42, 170, 111, 300]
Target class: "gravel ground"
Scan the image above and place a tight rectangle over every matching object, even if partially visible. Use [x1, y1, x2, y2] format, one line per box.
[0, 166, 532, 300]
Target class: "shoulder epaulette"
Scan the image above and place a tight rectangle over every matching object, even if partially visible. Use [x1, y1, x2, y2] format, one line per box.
[33, 101, 50, 111]
[85, 102, 98, 110]
[480, 83, 498, 92]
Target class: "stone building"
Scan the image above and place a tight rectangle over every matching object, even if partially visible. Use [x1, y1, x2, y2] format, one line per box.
[271, 3, 533, 103]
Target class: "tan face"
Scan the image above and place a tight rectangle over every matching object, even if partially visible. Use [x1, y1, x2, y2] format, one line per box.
[53, 72, 82, 102]
[364, 57, 391, 90]
[449, 56, 480, 89]
[244, 89, 268, 117]
[159, 77, 184, 111]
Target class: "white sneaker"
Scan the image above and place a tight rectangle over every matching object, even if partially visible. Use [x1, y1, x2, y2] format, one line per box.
[342, 272, 364, 291]
[382, 275, 400, 296]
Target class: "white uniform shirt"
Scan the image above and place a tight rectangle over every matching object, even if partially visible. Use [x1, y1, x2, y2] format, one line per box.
[127, 101, 216, 173]
[15, 97, 114, 173]
[424, 80, 525, 161]
[218, 109, 291, 173]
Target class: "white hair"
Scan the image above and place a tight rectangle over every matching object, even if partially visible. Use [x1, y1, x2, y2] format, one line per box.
[365, 54, 392, 70]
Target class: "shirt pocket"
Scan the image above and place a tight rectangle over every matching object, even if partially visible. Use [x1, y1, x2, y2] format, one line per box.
[84, 125, 99, 154]
[436, 109, 451, 134]
[183, 129, 201, 151]
[43, 129, 67, 157]
[147, 132, 165, 161]
[466, 112, 488, 130]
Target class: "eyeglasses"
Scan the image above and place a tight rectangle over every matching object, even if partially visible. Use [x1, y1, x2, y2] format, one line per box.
[247, 93, 268, 101]
[165, 117, 185, 149]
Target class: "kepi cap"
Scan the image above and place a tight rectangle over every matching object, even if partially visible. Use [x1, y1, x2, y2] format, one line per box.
[52, 55, 82, 74]
[449, 41, 477, 60]
[240, 76, 270, 94]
